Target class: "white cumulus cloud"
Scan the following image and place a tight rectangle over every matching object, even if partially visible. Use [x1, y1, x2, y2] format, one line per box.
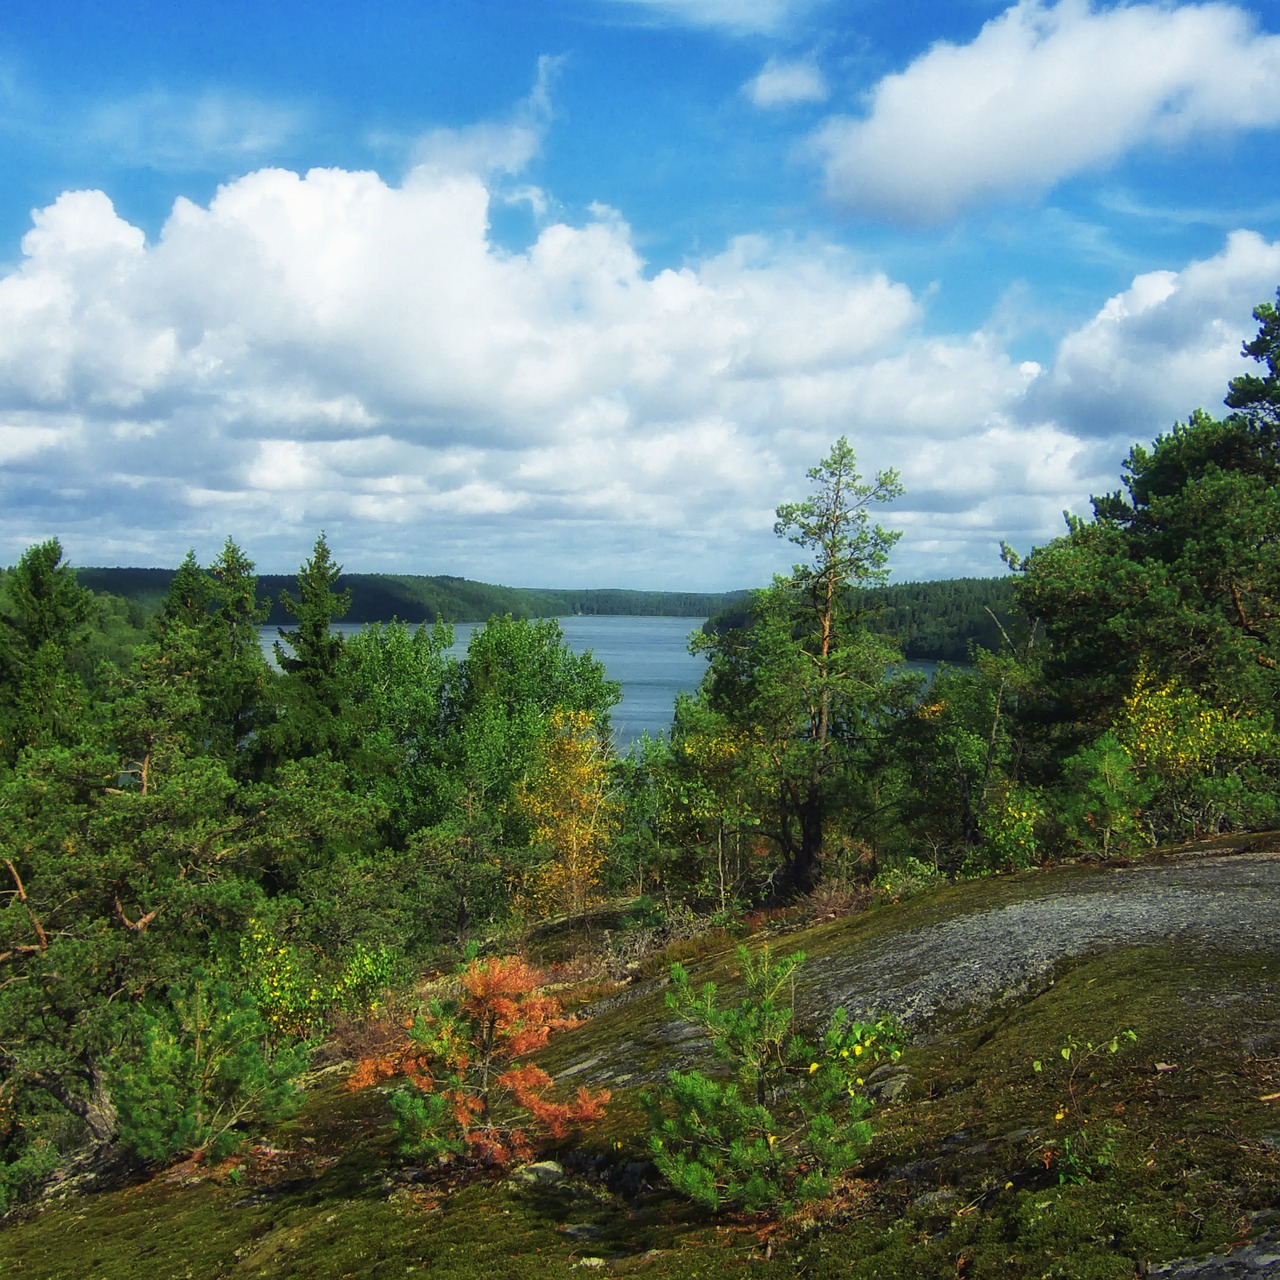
[0, 166, 943, 583]
[0, 152, 1275, 587]
[1022, 228, 1280, 441]
[811, 0, 1280, 223]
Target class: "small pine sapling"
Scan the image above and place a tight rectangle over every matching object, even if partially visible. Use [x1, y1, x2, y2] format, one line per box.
[348, 955, 608, 1166]
[645, 944, 903, 1214]
[112, 973, 308, 1163]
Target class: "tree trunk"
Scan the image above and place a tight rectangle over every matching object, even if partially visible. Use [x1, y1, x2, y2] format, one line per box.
[22, 1058, 120, 1147]
[82, 1062, 120, 1146]
[792, 791, 823, 895]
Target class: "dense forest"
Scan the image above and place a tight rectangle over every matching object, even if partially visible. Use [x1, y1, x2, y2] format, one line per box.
[0, 291, 1277, 1229]
[706, 575, 1014, 661]
[73, 567, 750, 628]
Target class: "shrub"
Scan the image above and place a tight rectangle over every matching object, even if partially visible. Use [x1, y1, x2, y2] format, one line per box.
[1034, 1029, 1138, 1184]
[644, 945, 903, 1214]
[872, 855, 943, 904]
[112, 974, 308, 1163]
[348, 955, 609, 1166]
[978, 783, 1046, 871]
[1118, 668, 1276, 840]
[240, 923, 394, 1043]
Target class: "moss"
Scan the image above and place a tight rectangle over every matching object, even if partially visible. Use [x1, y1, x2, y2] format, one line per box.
[770, 942, 1280, 1279]
[5, 859, 1280, 1279]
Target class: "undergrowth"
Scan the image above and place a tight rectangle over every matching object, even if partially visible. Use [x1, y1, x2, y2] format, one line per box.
[4, 858, 1280, 1279]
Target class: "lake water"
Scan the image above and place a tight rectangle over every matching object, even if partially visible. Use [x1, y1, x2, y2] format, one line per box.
[451, 615, 710, 746]
[262, 618, 942, 750]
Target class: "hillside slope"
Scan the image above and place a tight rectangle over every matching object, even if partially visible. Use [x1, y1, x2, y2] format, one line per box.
[72, 566, 747, 624]
[4, 844, 1280, 1279]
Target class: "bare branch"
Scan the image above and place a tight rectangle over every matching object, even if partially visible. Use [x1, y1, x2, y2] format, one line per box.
[984, 605, 1016, 652]
[4, 858, 48, 952]
[112, 895, 158, 933]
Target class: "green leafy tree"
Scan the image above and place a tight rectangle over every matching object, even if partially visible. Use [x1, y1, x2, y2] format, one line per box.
[898, 640, 1039, 870]
[0, 740, 255, 1152]
[1010, 294, 1280, 842]
[1013, 295, 1280, 747]
[690, 439, 910, 894]
[275, 532, 350, 681]
[662, 694, 768, 911]
[417, 615, 620, 926]
[1055, 730, 1151, 856]
[343, 619, 454, 843]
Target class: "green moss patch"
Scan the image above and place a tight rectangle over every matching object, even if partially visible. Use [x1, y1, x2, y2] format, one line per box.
[5, 860, 1280, 1279]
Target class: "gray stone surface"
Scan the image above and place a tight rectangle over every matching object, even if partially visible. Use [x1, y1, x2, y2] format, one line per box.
[564, 851, 1280, 1089]
[804, 853, 1280, 1030]
[1148, 1230, 1280, 1278]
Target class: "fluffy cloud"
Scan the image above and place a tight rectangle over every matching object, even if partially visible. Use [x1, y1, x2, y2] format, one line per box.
[811, 0, 1280, 223]
[0, 167, 930, 584]
[0, 159, 1274, 587]
[1022, 229, 1280, 441]
[744, 57, 829, 108]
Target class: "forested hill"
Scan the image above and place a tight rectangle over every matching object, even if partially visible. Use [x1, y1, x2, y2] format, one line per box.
[74, 566, 1013, 657]
[72, 566, 751, 625]
[869, 576, 1016, 659]
[707, 576, 1016, 662]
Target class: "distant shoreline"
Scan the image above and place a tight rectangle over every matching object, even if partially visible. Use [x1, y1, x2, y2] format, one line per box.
[74, 565, 747, 625]
[75, 566, 1014, 663]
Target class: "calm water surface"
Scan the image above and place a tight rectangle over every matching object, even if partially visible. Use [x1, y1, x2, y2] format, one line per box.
[450, 616, 709, 746]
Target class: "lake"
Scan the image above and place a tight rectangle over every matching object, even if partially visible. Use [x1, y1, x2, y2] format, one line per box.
[261, 617, 943, 749]
[451, 615, 710, 746]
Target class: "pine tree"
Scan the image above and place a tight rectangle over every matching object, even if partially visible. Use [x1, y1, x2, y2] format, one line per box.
[267, 532, 354, 762]
[690, 439, 909, 893]
[0, 539, 94, 764]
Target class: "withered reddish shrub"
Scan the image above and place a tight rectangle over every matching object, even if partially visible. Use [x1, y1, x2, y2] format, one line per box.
[348, 955, 609, 1165]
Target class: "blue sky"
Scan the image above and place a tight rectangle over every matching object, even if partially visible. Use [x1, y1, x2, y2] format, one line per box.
[1, 0, 1279, 589]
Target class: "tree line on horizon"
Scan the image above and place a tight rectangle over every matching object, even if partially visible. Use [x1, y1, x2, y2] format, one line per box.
[0, 290, 1276, 1209]
[70, 565, 1014, 663]
[70, 567, 753, 629]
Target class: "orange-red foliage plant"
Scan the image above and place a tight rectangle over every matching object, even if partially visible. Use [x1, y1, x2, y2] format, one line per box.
[348, 955, 609, 1165]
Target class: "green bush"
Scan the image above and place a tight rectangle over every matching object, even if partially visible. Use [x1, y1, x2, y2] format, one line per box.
[0, 1133, 62, 1217]
[113, 974, 308, 1163]
[1058, 732, 1153, 856]
[644, 945, 902, 1214]
[873, 854, 943, 902]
